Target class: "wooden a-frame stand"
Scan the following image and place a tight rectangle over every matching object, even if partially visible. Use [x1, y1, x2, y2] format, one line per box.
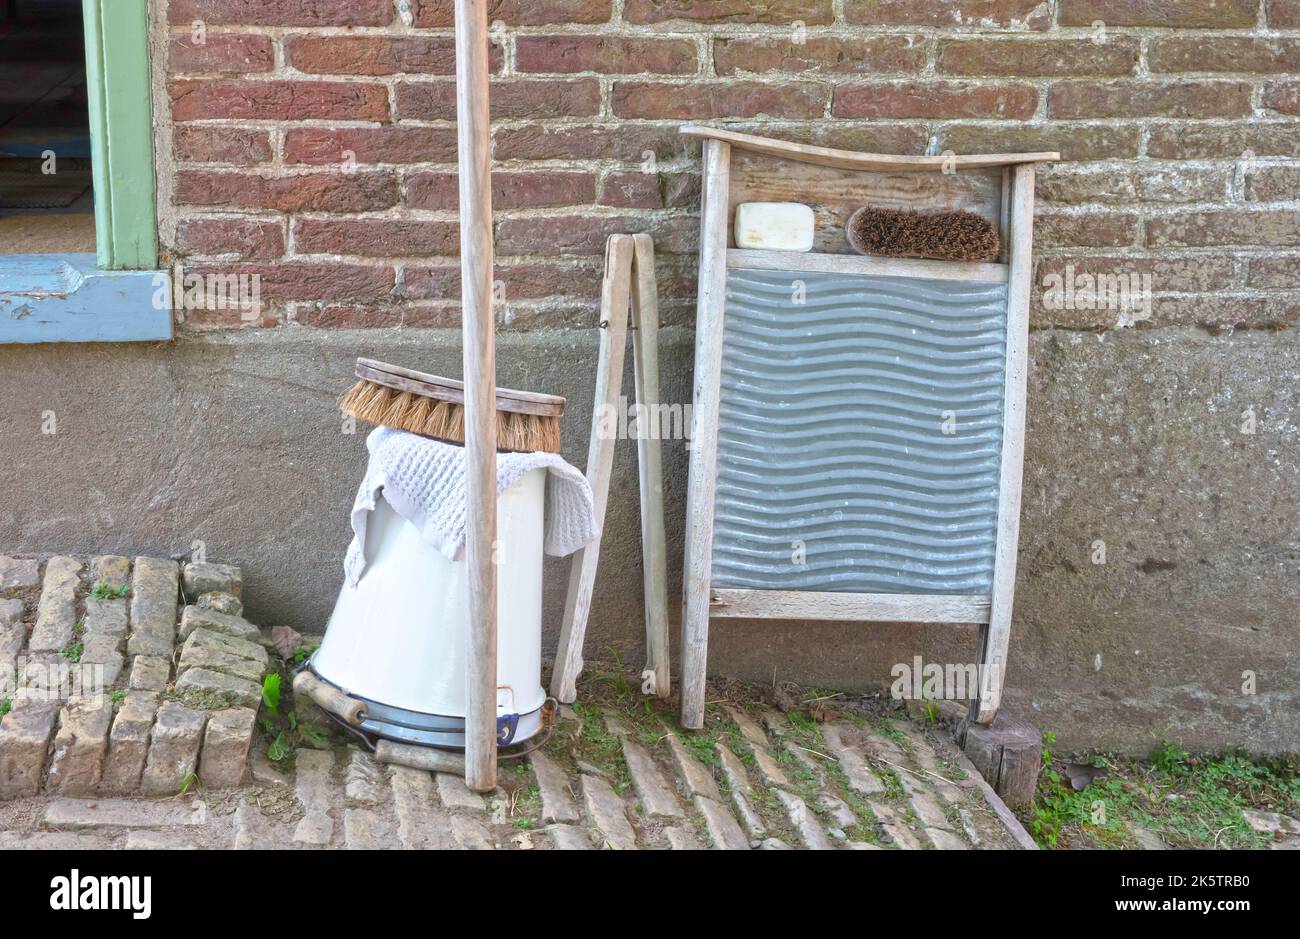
[551, 234, 671, 703]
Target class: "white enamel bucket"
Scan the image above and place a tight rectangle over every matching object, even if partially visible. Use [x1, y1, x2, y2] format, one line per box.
[310, 468, 547, 747]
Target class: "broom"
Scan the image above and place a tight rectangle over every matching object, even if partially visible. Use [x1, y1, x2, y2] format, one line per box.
[845, 206, 1001, 263]
[341, 357, 565, 454]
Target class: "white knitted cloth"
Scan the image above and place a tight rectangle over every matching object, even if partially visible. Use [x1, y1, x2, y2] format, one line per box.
[344, 427, 599, 586]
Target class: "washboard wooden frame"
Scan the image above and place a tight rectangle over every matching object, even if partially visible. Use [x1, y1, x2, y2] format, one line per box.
[679, 126, 1057, 729]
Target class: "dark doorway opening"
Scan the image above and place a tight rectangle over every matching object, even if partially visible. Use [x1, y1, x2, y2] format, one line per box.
[0, 0, 95, 253]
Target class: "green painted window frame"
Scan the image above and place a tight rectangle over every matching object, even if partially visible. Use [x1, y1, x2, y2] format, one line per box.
[82, 0, 158, 270]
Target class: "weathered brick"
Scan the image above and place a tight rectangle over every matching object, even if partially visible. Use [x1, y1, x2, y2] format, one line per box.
[176, 218, 284, 259]
[1035, 255, 1235, 301]
[1135, 166, 1230, 203]
[294, 219, 460, 258]
[171, 80, 390, 122]
[284, 127, 458, 167]
[292, 748, 338, 845]
[1037, 165, 1137, 205]
[1147, 210, 1300, 248]
[1036, 210, 1139, 248]
[141, 701, 207, 795]
[613, 81, 827, 120]
[127, 557, 178, 659]
[344, 748, 387, 804]
[169, 0, 392, 26]
[714, 36, 924, 76]
[405, 170, 596, 210]
[834, 82, 1037, 120]
[46, 697, 113, 796]
[0, 556, 39, 589]
[100, 691, 158, 794]
[1248, 256, 1300, 289]
[529, 750, 580, 822]
[517, 35, 696, 76]
[29, 556, 80, 654]
[197, 592, 242, 617]
[175, 126, 272, 165]
[695, 794, 749, 849]
[1038, 165, 1227, 206]
[128, 655, 171, 692]
[395, 80, 600, 120]
[845, 0, 1050, 29]
[941, 122, 1139, 161]
[1264, 83, 1300, 116]
[1272, 0, 1300, 28]
[178, 604, 261, 642]
[1152, 38, 1300, 75]
[176, 170, 398, 214]
[198, 707, 257, 789]
[80, 634, 124, 686]
[46, 796, 207, 828]
[412, 0, 613, 26]
[1049, 81, 1253, 119]
[435, 772, 485, 810]
[403, 260, 602, 302]
[186, 262, 395, 303]
[169, 33, 273, 74]
[91, 556, 130, 589]
[940, 38, 1139, 77]
[182, 561, 242, 600]
[580, 775, 638, 849]
[1147, 123, 1300, 159]
[599, 170, 698, 209]
[291, 303, 458, 329]
[822, 725, 886, 795]
[0, 705, 58, 798]
[1147, 295, 1300, 332]
[174, 667, 262, 709]
[1059, 0, 1257, 28]
[625, 0, 830, 24]
[285, 36, 499, 76]
[493, 123, 687, 162]
[496, 213, 696, 256]
[179, 628, 267, 684]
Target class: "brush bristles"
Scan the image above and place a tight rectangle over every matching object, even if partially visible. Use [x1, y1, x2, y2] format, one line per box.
[846, 206, 1001, 263]
[340, 379, 561, 453]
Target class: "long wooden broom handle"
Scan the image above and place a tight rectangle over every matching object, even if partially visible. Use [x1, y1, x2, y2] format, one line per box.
[455, 0, 498, 793]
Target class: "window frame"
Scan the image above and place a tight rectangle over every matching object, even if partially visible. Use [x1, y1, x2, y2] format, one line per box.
[82, 0, 158, 269]
[0, 0, 169, 344]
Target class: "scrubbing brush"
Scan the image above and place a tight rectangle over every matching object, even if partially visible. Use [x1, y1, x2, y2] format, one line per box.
[341, 357, 565, 453]
[845, 206, 1001, 263]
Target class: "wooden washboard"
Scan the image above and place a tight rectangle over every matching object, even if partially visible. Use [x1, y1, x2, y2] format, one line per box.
[680, 126, 1057, 729]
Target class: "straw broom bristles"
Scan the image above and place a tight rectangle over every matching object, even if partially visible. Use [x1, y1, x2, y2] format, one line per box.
[340, 379, 561, 453]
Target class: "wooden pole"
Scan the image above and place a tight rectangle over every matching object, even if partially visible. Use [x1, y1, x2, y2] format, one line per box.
[630, 234, 671, 698]
[550, 235, 634, 702]
[680, 139, 731, 729]
[975, 162, 1034, 725]
[454, 0, 498, 792]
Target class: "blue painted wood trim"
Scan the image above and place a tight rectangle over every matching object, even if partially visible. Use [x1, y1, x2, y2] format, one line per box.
[0, 254, 172, 344]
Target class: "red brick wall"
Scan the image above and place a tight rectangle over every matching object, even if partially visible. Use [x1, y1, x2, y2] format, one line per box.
[162, 0, 1300, 333]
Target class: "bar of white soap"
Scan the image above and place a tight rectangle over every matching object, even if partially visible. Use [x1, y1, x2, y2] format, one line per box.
[734, 202, 816, 252]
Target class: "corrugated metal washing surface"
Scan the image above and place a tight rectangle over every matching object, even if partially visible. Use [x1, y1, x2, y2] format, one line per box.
[712, 267, 1008, 595]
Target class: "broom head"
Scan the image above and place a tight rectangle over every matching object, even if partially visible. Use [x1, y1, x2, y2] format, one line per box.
[341, 359, 564, 454]
[846, 206, 1001, 263]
